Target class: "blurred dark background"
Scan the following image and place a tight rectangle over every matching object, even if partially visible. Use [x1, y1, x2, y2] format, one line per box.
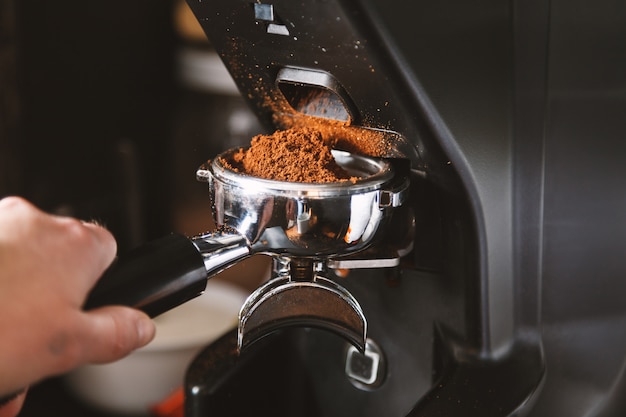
[1, 1, 175, 414]
[2, 0, 178, 252]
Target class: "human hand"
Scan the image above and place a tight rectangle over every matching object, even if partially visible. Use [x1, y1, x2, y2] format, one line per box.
[0, 197, 156, 414]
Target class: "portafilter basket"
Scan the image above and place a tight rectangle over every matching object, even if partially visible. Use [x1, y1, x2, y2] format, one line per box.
[85, 148, 409, 351]
[199, 148, 407, 256]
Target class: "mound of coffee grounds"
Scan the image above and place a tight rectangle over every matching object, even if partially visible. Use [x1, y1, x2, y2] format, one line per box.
[275, 115, 394, 158]
[221, 127, 358, 183]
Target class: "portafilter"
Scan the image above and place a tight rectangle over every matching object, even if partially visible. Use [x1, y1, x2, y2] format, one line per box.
[85, 147, 409, 351]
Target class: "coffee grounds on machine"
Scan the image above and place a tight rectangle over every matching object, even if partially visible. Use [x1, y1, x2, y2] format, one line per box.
[221, 127, 358, 183]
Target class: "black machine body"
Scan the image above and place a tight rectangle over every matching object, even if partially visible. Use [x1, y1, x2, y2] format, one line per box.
[181, 1, 626, 416]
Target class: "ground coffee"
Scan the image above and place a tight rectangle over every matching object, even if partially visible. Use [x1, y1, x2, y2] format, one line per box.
[220, 127, 358, 183]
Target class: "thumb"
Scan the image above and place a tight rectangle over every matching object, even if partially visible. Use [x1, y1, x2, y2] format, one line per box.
[79, 306, 156, 364]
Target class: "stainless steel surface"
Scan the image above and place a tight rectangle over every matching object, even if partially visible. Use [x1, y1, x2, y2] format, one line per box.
[238, 273, 367, 352]
[191, 232, 251, 274]
[197, 148, 408, 257]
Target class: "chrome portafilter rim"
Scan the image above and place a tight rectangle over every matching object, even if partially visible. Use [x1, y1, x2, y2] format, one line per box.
[198, 148, 396, 197]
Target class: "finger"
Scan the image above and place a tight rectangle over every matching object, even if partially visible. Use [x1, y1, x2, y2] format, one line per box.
[0, 389, 27, 417]
[77, 306, 155, 364]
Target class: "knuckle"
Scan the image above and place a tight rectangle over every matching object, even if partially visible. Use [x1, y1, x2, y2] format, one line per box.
[62, 218, 95, 247]
[0, 196, 35, 215]
[0, 195, 26, 208]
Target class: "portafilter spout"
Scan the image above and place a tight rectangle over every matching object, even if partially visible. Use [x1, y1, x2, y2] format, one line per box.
[85, 148, 409, 352]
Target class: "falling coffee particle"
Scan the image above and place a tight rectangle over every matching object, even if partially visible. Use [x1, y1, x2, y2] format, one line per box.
[221, 127, 358, 183]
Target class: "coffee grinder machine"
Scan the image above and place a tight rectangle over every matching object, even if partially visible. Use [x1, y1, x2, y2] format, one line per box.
[87, 0, 626, 416]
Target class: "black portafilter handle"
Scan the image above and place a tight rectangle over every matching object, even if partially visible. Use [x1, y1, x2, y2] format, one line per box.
[84, 232, 251, 318]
